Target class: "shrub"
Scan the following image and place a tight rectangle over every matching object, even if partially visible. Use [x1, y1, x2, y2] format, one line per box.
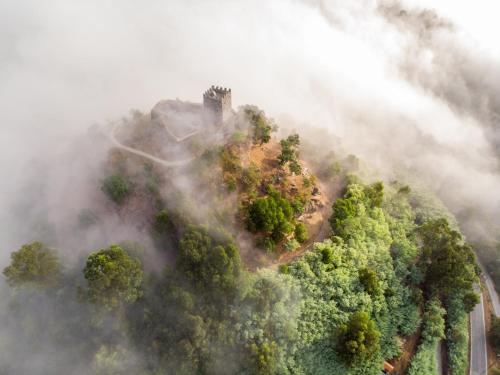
[232, 130, 246, 143]
[3, 242, 60, 289]
[490, 316, 500, 353]
[294, 223, 309, 243]
[278, 134, 301, 174]
[278, 264, 289, 274]
[154, 210, 169, 233]
[365, 181, 384, 208]
[240, 163, 261, 192]
[101, 174, 133, 204]
[407, 299, 445, 375]
[83, 245, 143, 309]
[244, 106, 276, 145]
[284, 239, 300, 252]
[336, 311, 381, 365]
[359, 268, 380, 295]
[320, 246, 334, 264]
[247, 187, 294, 242]
[225, 175, 237, 192]
[259, 237, 276, 253]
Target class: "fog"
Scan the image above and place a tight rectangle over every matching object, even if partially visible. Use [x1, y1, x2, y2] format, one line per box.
[1, 0, 500, 372]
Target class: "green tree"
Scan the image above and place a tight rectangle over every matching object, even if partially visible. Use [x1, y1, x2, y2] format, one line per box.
[419, 218, 478, 301]
[336, 311, 381, 365]
[294, 223, 309, 243]
[101, 174, 133, 204]
[320, 246, 334, 264]
[462, 290, 480, 313]
[421, 298, 446, 343]
[83, 245, 143, 309]
[3, 241, 60, 288]
[491, 316, 500, 353]
[330, 197, 358, 236]
[365, 181, 384, 208]
[359, 268, 380, 296]
[244, 106, 277, 145]
[284, 239, 300, 252]
[247, 187, 294, 243]
[278, 134, 301, 174]
[178, 226, 241, 299]
[407, 298, 445, 375]
[154, 209, 170, 233]
[240, 163, 261, 192]
[248, 340, 279, 375]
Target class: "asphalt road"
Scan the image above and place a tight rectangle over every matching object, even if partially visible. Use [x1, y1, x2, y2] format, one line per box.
[482, 266, 500, 317]
[436, 340, 443, 375]
[470, 285, 488, 375]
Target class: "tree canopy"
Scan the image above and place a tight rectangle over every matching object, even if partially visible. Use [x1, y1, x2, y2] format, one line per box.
[246, 186, 294, 244]
[101, 174, 133, 204]
[278, 134, 301, 175]
[83, 245, 143, 309]
[336, 311, 381, 365]
[244, 106, 277, 145]
[3, 241, 60, 288]
[490, 316, 500, 354]
[178, 226, 242, 300]
[418, 218, 478, 302]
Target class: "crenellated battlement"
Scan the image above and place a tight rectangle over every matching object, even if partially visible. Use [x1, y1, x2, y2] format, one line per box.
[203, 86, 231, 99]
[203, 85, 232, 126]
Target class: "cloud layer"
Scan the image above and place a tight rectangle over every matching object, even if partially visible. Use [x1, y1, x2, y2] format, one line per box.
[1, 0, 499, 263]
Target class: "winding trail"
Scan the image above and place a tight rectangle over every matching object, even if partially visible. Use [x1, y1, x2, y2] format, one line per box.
[108, 122, 194, 167]
[274, 163, 336, 266]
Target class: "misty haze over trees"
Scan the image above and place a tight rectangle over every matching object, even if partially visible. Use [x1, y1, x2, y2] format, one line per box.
[1, 1, 500, 375]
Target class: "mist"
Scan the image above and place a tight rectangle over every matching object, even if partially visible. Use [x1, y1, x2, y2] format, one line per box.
[1, 0, 500, 373]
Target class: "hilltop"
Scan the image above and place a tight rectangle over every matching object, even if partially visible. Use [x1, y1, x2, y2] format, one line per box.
[1, 88, 484, 375]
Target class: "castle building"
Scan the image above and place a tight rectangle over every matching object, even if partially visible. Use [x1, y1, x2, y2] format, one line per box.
[203, 86, 232, 126]
[150, 86, 232, 144]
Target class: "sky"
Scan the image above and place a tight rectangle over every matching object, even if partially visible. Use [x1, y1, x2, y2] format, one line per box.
[1, 0, 500, 260]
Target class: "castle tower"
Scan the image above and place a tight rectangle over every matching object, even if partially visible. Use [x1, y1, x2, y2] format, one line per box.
[203, 85, 232, 126]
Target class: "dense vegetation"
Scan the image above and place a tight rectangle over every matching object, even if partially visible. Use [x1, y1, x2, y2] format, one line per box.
[1, 108, 483, 375]
[3, 168, 481, 375]
[83, 245, 143, 310]
[416, 218, 479, 374]
[3, 241, 60, 288]
[407, 299, 445, 375]
[491, 316, 500, 354]
[101, 174, 133, 204]
[278, 134, 301, 175]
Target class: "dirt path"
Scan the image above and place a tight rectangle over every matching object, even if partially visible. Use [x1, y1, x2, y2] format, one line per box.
[274, 161, 341, 267]
[275, 202, 332, 266]
[108, 122, 194, 167]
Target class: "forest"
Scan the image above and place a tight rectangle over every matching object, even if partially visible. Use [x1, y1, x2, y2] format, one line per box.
[0, 107, 484, 375]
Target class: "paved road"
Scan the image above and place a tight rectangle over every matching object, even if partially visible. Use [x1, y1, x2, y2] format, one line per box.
[481, 264, 500, 317]
[470, 285, 488, 375]
[436, 340, 443, 375]
[108, 122, 194, 167]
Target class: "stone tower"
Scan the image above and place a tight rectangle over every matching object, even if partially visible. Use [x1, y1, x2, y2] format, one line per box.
[203, 85, 232, 126]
